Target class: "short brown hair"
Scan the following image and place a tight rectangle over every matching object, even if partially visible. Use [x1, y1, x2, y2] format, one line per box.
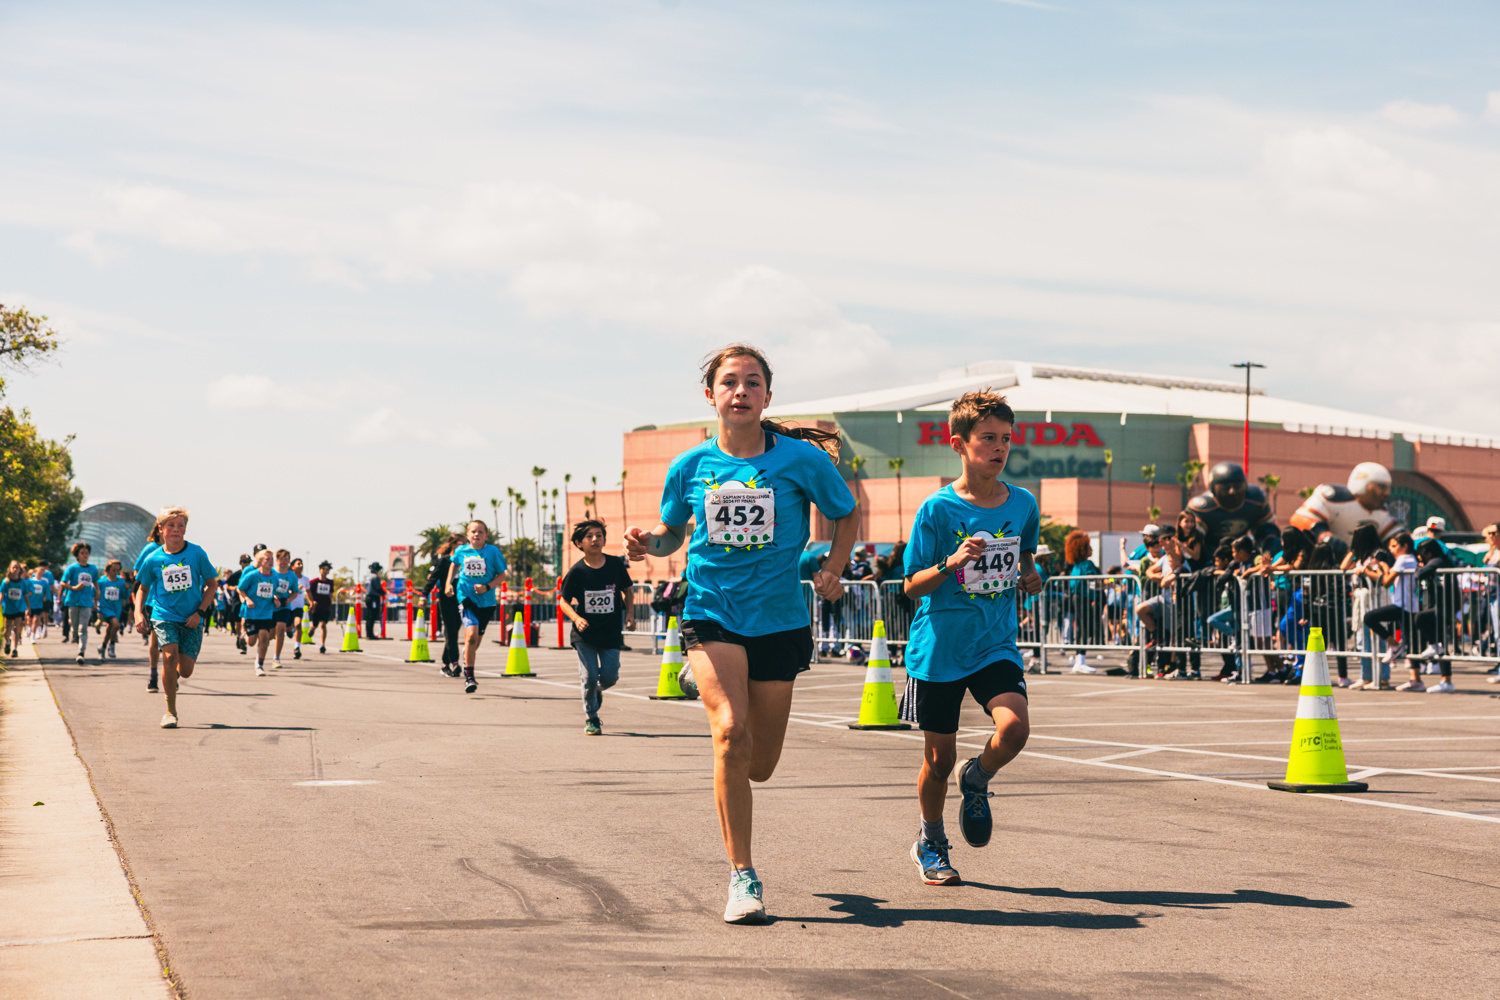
[275, 548, 291, 560]
[571, 519, 607, 546]
[949, 390, 1015, 440]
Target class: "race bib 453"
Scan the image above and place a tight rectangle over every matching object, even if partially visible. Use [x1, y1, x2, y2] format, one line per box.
[463, 556, 487, 577]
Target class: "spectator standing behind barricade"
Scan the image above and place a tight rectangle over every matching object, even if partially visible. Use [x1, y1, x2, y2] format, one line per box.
[1405, 539, 1458, 692]
[1162, 512, 1211, 680]
[1483, 524, 1499, 679]
[1205, 544, 1240, 681]
[428, 536, 462, 676]
[1362, 532, 1420, 682]
[363, 562, 383, 640]
[815, 552, 852, 657]
[1302, 542, 1352, 687]
[1131, 527, 1172, 675]
[1063, 530, 1099, 674]
[1343, 524, 1393, 690]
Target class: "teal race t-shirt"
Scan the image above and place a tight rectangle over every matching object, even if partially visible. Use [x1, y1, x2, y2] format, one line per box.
[98, 576, 127, 618]
[902, 483, 1040, 682]
[453, 544, 506, 608]
[138, 543, 217, 624]
[3, 579, 27, 616]
[272, 570, 297, 605]
[236, 569, 278, 620]
[61, 563, 99, 607]
[27, 577, 46, 610]
[660, 432, 856, 636]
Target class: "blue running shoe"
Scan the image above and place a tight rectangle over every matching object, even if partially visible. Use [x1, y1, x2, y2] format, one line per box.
[724, 872, 767, 924]
[956, 758, 993, 848]
[910, 839, 961, 885]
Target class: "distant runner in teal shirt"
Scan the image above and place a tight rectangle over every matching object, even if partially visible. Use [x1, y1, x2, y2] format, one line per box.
[445, 521, 507, 694]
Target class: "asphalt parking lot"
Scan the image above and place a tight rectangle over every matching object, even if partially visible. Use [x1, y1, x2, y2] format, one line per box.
[30, 630, 1500, 998]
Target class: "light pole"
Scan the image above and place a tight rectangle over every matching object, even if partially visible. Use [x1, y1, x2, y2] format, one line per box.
[1232, 362, 1264, 474]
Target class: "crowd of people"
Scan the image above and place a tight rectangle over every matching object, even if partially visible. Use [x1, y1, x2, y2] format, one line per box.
[7, 342, 1498, 930]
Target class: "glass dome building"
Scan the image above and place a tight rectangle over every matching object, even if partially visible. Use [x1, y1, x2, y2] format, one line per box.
[74, 500, 155, 567]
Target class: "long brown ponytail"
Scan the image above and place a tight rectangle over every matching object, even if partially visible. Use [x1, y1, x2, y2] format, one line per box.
[700, 343, 842, 459]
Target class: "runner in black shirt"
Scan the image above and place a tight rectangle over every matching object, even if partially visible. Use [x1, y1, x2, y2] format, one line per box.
[559, 519, 634, 735]
[307, 561, 337, 653]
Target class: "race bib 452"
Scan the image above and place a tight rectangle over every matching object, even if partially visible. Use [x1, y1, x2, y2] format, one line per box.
[707, 486, 775, 548]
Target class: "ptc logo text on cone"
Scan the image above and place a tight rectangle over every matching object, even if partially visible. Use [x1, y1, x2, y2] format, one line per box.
[406, 609, 433, 663]
[650, 616, 692, 700]
[1268, 628, 1368, 794]
[340, 608, 362, 653]
[502, 612, 535, 677]
[849, 621, 910, 731]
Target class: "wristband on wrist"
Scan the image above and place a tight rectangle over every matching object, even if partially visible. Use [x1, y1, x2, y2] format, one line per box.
[934, 559, 952, 576]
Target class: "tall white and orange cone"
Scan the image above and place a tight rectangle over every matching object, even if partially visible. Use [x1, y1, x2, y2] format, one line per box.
[1268, 628, 1368, 793]
[848, 621, 910, 730]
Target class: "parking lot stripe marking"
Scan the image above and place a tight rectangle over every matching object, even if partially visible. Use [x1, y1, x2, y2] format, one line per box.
[1085, 748, 1164, 762]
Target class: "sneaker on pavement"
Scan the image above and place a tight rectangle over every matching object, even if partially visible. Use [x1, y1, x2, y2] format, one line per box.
[1487, 675, 1500, 685]
[160, 713, 178, 729]
[1426, 680, 1456, 694]
[272, 658, 283, 669]
[319, 645, 327, 654]
[584, 719, 602, 735]
[910, 839, 961, 886]
[147, 678, 159, 693]
[75, 654, 84, 664]
[1413, 643, 1443, 662]
[294, 648, 301, 660]
[1070, 660, 1100, 674]
[441, 663, 459, 677]
[108, 644, 117, 658]
[464, 674, 477, 694]
[1332, 677, 1354, 688]
[724, 872, 768, 924]
[255, 664, 266, 676]
[1395, 680, 1424, 692]
[955, 758, 993, 847]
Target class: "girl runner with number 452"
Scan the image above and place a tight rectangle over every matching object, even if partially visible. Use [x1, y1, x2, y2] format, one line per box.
[624, 343, 859, 926]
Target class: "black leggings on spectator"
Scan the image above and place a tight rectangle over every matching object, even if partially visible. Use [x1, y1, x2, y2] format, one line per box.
[437, 594, 461, 666]
[1364, 605, 1449, 678]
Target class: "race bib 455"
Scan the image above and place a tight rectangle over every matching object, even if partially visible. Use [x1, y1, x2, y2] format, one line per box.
[163, 565, 193, 594]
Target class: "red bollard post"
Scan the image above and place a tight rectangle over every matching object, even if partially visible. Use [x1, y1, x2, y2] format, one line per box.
[499, 585, 509, 644]
[354, 597, 362, 632]
[406, 587, 413, 642]
[523, 577, 534, 647]
[556, 587, 565, 649]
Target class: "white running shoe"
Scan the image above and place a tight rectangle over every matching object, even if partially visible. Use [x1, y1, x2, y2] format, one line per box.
[255, 663, 266, 676]
[1426, 680, 1456, 694]
[1333, 677, 1354, 688]
[1395, 680, 1425, 692]
[1413, 643, 1443, 662]
[272, 658, 283, 669]
[1381, 642, 1407, 664]
[160, 713, 178, 729]
[1070, 656, 1099, 674]
[1487, 675, 1500, 685]
[724, 873, 767, 925]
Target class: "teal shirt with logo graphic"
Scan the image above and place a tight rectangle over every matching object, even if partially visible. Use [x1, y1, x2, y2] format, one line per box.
[901, 483, 1040, 683]
[660, 432, 856, 637]
[237, 569, 278, 620]
[137, 543, 216, 624]
[453, 544, 506, 608]
[61, 563, 100, 608]
[98, 576, 127, 618]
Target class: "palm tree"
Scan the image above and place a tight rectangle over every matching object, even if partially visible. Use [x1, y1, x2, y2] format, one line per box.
[1177, 460, 1205, 510]
[531, 466, 547, 538]
[489, 497, 500, 537]
[887, 456, 905, 542]
[1258, 473, 1282, 515]
[590, 475, 598, 518]
[1141, 464, 1158, 523]
[1103, 449, 1114, 531]
[466, 501, 476, 525]
[416, 524, 454, 561]
[619, 469, 628, 529]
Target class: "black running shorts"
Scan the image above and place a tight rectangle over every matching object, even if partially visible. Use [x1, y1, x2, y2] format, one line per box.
[244, 618, 275, 637]
[310, 608, 333, 625]
[272, 608, 295, 626]
[679, 618, 813, 683]
[900, 660, 1027, 735]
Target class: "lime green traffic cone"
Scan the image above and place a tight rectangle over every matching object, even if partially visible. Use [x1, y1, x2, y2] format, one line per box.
[849, 621, 909, 730]
[502, 613, 535, 677]
[1269, 628, 1368, 793]
[650, 617, 690, 700]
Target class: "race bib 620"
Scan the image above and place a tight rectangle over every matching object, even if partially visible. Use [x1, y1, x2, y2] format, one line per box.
[706, 486, 774, 547]
[162, 565, 193, 594]
[584, 589, 615, 614]
[961, 535, 1020, 596]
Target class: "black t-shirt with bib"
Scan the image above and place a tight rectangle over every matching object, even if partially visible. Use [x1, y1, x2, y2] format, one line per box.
[560, 555, 634, 649]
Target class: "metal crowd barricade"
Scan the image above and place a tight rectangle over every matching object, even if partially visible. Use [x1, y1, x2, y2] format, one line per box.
[806, 580, 888, 662]
[1039, 574, 1144, 675]
[629, 581, 666, 655]
[1437, 567, 1499, 666]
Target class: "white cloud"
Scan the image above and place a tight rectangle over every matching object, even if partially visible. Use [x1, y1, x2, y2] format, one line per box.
[348, 406, 488, 450]
[804, 93, 900, 134]
[1487, 90, 1500, 121]
[1261, 127, 1435, 212]
[1380, 100, 1464, 128]
[60, 230, 115, 264]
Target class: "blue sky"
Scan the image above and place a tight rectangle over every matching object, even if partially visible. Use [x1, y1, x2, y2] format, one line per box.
[4, 1, 1499, 568]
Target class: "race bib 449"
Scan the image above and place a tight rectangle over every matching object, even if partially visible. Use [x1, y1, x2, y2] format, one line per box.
[961, 534, 1020, 596]
[707, 486, 775, 547]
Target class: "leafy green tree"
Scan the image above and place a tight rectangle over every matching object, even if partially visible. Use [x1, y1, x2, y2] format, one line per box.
[1, 304, 80, 569]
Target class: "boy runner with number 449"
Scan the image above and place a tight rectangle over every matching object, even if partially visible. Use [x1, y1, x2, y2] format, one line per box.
[308, 561, 337, 653]
[134, 507, 218, 729]
[901, 390, 1043, 886]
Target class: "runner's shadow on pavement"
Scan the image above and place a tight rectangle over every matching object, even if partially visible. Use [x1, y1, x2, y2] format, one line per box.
[967, 884, 1351, 910]
[203, 723, 316, 731]
[603, 732, 711, 739]
[795, 894, 1144, 929]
